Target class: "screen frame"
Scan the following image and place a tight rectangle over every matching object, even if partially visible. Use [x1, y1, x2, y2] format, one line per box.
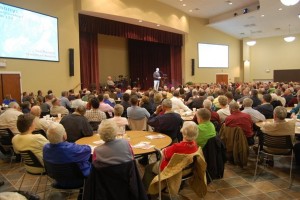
[0, 2, 60, 62]
[197, 43, 229, 68]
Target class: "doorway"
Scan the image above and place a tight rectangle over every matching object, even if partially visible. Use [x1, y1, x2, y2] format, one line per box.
[216, 74, 228, 85]
[0, 73, 21, 104]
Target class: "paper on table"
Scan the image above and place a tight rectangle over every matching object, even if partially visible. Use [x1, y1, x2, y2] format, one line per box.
[132, 141, 154, 149]
[93, 140, 104, 145]
[145, 134, 165, 140]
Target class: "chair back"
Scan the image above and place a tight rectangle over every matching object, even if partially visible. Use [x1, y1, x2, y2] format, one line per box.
[219, 125, 249, 167]
[262, 133, 293, 153]
[43, 160, 85, 189]
[0, 128, 14, 146]
[32, 129, 47, 138]
[84, 160, 148, 200]
[19, 150, 44, 168]
[128, 117, 148, 131]
[149, 148, 207, 198]
[89, 121, 101, 131]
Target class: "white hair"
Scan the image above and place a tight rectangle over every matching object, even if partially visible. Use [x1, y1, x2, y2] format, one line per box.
[47, 123, 66, 144]
[98, 119, 118, 142]
[180, 121, 199, 141]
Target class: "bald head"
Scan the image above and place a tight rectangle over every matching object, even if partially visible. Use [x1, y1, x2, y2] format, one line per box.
[30, 106, 41, 117]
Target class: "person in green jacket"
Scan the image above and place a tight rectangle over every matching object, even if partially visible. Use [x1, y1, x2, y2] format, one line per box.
[196, 108, 216, 148]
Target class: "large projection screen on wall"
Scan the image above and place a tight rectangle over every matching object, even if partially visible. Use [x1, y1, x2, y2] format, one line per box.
[0, 2, 59, 62]
[198, 43, 229, 68]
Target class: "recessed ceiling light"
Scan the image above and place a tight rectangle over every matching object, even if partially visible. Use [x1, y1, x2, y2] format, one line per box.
[298, 14, 300, 18]
[138, 20, 143, 23]
[278, 8, 283, 10]
[156, 24, 160, 27]
[179, 0, 183, 1]
[183, 4, 186, 6]
[226, 0, 233, 5]
[189, 9, 193, 12]
[261, 14, 265, 17]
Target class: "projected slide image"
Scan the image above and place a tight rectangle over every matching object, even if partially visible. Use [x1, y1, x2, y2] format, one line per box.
[0, 3, 59, 61]
[198, 43, 229, 68]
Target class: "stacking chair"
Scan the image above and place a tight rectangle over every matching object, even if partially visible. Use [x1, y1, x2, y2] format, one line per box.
[32, 129, 47, 138]
[18, 150, 46, 195]
[128, 117, 148, 131]
[0, 128, 17, 166]
[254, 133, 294, 188]
[43, 160, 86, 199]
[84, 160, 148, 200]
[149, 148, 207, 200]
[219, 125, 249, 167]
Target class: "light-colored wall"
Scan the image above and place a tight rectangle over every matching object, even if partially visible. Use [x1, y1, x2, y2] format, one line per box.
[249, 34, 300, 81]
[0, 0, 80, 96]
[183, 17, 242, 84]
[98, 34, 129, 86]
[79, 0, 189, 33]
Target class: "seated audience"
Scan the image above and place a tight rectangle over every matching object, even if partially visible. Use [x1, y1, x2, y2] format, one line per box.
[196, 108, 216, 148]
[242, 98, 266, 123]
[274, 89, 286, 107]
[170, 90, 191, 112]
[127, 96, 150, 120]
[148, 99, 183, 143]
[250, 89, 261, 107]
[71, 93, 87, 109]
[84, 97, 106, 122]
[0, 102, 23, 134]
[31, 106, 54, 132]
[120, 93, 131, 118]
[283, 88, 294, 107]
[290, 91, 300, 118]
[21, 101, 31, 114]
[217, 95, 231, 123]
[98, 94, 114, 117]
[43, 123, 91, 179]
[2, 94, 16, 105]
[140, 96, 154, 115]
[40, 94, 53, 115]
[68, 89, 76, 101]
[142, 121, 198, 190]
[254, 94, 274, 119]
[60, 91, 72, 111]
[225, 101, 254, 145]
[103, 93, 115, 108]
[260, 106, 296, 165]
[12, 114, 49, 174]
[109, 104, 128, 133]
[50, 98, 69, 116]
[92, 120, 134, 167]
[60, 105, 93, 142]
[186, 89, 205, 110]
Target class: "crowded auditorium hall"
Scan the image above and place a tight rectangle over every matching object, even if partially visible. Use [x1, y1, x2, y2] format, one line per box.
[0, 0, 300, 199]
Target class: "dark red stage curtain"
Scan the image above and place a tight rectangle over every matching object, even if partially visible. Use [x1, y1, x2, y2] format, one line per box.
[79, 32, 99, 90]
[79, 14, 183, 89]
[79, 14, 182, 46]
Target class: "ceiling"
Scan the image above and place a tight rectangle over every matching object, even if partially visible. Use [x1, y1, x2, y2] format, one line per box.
[157, 0, 300, 39]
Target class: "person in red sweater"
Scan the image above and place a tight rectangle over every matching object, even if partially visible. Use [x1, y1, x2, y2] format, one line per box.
[225, 101, 254, 145]
[142, 121, 199, 190]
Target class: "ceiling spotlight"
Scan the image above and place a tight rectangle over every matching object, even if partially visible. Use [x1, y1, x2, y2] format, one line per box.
[280, 0, 300, 6]
[189, 9, 193, 12]
[183, 4, 186, 6]
[246, 41, 256, 46]
[226, 1, 233, 5]
[298, 14, 300, 18]
[138, 20, 143, 23]
[156, 24, 160, 27]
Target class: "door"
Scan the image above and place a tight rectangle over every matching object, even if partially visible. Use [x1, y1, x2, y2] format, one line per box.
[216, 74, 228, 85]
[0, 74, 21, 104]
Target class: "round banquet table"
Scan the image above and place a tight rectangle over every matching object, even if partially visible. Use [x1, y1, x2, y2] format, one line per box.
[75, 130, 172, 156]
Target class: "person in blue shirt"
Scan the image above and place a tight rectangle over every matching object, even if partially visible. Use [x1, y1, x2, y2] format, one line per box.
[43, 123, 91, 186]
[2, 94, 16, 105]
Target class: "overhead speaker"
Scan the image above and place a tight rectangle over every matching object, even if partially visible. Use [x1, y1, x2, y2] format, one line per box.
[69, 48, 74, 76]
[191, 59, 195, 76]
